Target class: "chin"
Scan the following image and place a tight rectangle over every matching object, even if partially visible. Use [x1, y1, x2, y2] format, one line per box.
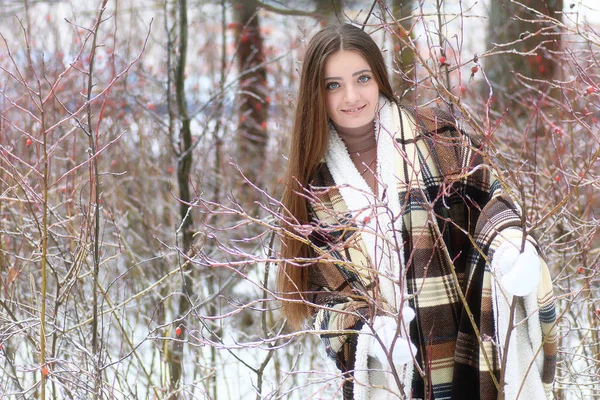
[334, 113, 375, 129]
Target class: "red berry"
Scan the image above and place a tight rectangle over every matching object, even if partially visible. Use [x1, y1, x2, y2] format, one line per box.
[439, 56, 446, 64]
[147, 102, 156, 111]
[539, 65, 546, 74]
[26, 139, 32, 147]
[241, 34, 249, 43]
[240, 115, 247, 123]
[41, 366, 49, 376]
[175, 327, 182, 337]
[363, 216, 371, 224]
[595, 308, 600, 315]
[261, 121, 267, 130]
[471, 66, 479, 74]
[264, 96, 271, 104]
[167, 166, 174, 174]
[555, 175, 561, 182]
[586, 86, 595, 94]
[577, 267, 584, 274]
[255, 103, 262, 111]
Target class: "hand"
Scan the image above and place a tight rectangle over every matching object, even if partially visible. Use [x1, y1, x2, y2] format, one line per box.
[492, 239, 541, 297]
[369, 310, 417, 366]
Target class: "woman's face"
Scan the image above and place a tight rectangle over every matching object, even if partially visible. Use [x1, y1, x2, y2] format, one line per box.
[323, 50, 379, 129]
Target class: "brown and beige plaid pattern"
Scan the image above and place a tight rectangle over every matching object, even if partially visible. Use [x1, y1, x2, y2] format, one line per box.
[305, 105, 557, 399]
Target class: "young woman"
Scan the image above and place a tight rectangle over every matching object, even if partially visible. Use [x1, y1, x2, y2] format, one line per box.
[277, 24, 556, 400]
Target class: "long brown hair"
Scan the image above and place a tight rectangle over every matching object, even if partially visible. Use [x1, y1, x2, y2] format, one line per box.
[278, 24, 396, 329]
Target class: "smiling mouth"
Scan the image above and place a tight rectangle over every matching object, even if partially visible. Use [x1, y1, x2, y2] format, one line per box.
[342, 104, 366, 113]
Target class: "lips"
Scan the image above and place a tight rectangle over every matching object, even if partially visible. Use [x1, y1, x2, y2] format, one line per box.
[342, 104, 366, 113]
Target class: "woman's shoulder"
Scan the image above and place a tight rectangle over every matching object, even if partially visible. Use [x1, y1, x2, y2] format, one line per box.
[402, 105, 459, 134]
[399, 104, 480, 146]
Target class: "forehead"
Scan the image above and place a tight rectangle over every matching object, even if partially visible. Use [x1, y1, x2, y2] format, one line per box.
[324, 50, 370, 76]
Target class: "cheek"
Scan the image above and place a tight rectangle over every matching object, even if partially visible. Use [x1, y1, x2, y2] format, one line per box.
[325, 93, 336, 116]
[368, 86, 379, 102]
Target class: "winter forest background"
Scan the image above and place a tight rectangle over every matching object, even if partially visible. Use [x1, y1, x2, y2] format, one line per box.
[1, 0, 599, 398]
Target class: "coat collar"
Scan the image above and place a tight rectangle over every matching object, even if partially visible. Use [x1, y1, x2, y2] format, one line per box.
[324, 95, 407, 310]
[324, 96, 404, 219]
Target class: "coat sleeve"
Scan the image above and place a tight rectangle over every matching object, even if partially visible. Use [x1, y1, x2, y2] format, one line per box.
[305, 167, 383, 375]
[418, 106, 557, 395]
[473, 175, 557, 398]
[307, 259, 374, 372]
[473, 169, 557, 397]
[411, 106, 542, 262]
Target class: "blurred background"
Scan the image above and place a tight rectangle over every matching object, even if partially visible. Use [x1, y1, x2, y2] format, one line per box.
[1, 0, 599, 398]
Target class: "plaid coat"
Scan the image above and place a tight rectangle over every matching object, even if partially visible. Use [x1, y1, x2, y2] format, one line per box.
[306, 99, 557, 399]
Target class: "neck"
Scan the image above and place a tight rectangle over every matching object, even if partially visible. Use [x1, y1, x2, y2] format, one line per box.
[333, 120, 376, 154]
[332, 119, 378, 195]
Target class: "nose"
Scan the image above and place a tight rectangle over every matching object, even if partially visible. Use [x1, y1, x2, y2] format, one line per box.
[344, 84, 359, 103]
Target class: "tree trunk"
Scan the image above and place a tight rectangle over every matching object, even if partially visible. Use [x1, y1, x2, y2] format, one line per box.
[234, 0, 269, 210]
[485, 0, 563, 111]
[169, 0, 193, 397]
[391, 0, 416, 103]
[315, 0, 343, 25]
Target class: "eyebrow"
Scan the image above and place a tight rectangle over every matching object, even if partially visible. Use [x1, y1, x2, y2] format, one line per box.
[324, 69, 372, 81]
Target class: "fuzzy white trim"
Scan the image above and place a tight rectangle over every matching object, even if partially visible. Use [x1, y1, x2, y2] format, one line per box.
[325, 97, 406, 311]
[354, 323, 372, 400]
[492, 234, 541, 296]
[492, 246, 545, 400]
[326, 98, 413, 399]
[354, 317, 414, 400]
